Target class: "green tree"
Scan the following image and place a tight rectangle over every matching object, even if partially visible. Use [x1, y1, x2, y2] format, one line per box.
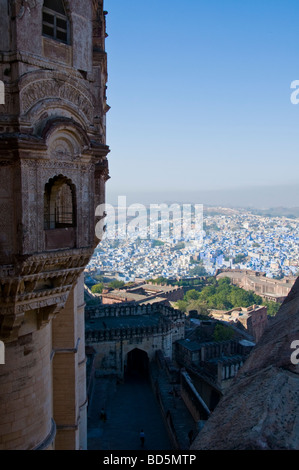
[262, 300, 281, 316]
[187, 300, 210, 317]
[233, 254, 247, 264]
[183, 277, 263, 311]
[176, 300, 188, 312]
[213, 324, 235, 342]
[108, 280, 125, 289]
[152, 240, 165, 247]
[217, 277, 231, 287]
[91, 283, 104, 294]
[152, 276, 169, 285]
[189, 264, 208, 276]
[185, 289, 201, 302]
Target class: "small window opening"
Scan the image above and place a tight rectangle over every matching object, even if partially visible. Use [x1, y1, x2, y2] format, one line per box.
[42, 0, 70, 44]
[44, 176, 76, 229]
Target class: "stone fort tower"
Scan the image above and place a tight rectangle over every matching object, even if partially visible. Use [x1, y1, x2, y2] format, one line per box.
[0, 0, 110, 449]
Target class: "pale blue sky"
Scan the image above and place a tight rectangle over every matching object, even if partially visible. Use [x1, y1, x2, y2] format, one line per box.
[104, 0, 299, 207]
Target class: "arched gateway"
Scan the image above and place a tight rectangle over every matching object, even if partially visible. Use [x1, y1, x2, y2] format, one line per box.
[85, 303, 185, 380]
[126, 348, 149, 377]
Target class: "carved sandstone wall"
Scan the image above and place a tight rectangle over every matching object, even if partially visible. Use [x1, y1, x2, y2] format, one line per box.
[0, 0, 109, 450]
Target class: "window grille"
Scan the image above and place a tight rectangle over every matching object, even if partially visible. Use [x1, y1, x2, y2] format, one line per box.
[44, 178, 76, 230]
[42, 0, 70, 44]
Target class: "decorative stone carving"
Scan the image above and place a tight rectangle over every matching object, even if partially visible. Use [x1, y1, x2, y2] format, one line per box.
[21, 80, 60, 113]
[49, 138, 76, 161]
[0, 247, 94, 339]
[20, 80, 93, 122]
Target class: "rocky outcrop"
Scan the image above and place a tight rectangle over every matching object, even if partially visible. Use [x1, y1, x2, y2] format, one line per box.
[191, 277, 299, 450]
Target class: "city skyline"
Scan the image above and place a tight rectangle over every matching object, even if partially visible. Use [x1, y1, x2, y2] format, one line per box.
[88, 205, 299, 281]
[105, 0, 299, 208]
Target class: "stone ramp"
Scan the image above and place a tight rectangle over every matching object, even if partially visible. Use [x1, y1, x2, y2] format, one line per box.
[149, 362, 198, 450]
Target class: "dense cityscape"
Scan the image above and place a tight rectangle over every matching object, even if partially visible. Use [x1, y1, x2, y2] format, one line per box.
[86, 206, 299, 282]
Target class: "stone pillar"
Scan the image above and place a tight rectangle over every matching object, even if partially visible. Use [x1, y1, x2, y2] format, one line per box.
[76, 274, 88, 450]
[0, 324, 54, 450]
[52, 274, 87, 450]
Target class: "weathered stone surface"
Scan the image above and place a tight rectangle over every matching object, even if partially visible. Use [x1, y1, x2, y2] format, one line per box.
[0, 0, 109, 450]
[191, 277, 299, 450]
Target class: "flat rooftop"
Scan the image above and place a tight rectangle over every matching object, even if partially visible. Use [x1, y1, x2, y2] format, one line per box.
[102, 291, 146, 302]
[177, 339, 202, 352]
[131, 284, 178, 293]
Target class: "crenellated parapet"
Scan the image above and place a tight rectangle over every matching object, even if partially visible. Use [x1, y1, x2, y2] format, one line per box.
[86, 321, 174, 343]
[86, 302, 185, 320]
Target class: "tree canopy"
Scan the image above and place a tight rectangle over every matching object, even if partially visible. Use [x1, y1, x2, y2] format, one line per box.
[213, 323, 235, 342]
[189, 264, 208, 277]
[176, 277, 263, 314]
[108, 280, 125, 289]
[91, 283, 104, 294]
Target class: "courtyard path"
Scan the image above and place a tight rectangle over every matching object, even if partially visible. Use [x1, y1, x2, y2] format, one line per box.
[87, 372, 174, 450]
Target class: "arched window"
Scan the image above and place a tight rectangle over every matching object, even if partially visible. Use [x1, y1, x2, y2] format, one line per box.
[44, 176, 76, 229]
[42, 0, 70, 44]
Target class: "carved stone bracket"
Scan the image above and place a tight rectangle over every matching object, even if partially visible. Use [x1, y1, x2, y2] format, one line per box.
[0, 247, 94, 341]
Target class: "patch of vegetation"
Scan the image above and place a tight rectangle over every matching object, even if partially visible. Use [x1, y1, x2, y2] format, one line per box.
[261, 300, 281, 316]
[146, 276, 169, 285]
[189, 263, 208, 277]
[203, 222, 220, 233]
[91, 283, 104, 294]
[213, 323, 235, 342]
[151, 240, 165, 247]
[233, 254, 247, 264]
[175, 277, 263, 313]
[171, 242, 185, 251]
[108, 280, 125, 289]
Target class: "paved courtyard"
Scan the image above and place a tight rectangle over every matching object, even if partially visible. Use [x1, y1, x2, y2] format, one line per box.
[87, 372, 174, 450]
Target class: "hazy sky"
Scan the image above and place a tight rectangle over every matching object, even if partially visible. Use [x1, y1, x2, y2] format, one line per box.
[104, 0, 299, 208]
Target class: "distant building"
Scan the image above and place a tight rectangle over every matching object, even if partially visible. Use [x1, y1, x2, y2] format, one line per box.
[101, 283, 184, 306]
[175, 320, 255, 409]
[216, 269, 295, 303]
[209, 305, 268, 342]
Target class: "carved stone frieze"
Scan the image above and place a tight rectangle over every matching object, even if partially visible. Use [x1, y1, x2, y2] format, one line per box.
[20, 79, 94, 122]
[21, 158, 95, 172]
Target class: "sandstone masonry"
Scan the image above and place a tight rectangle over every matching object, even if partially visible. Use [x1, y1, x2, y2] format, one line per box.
[0, 0, 109, 450]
